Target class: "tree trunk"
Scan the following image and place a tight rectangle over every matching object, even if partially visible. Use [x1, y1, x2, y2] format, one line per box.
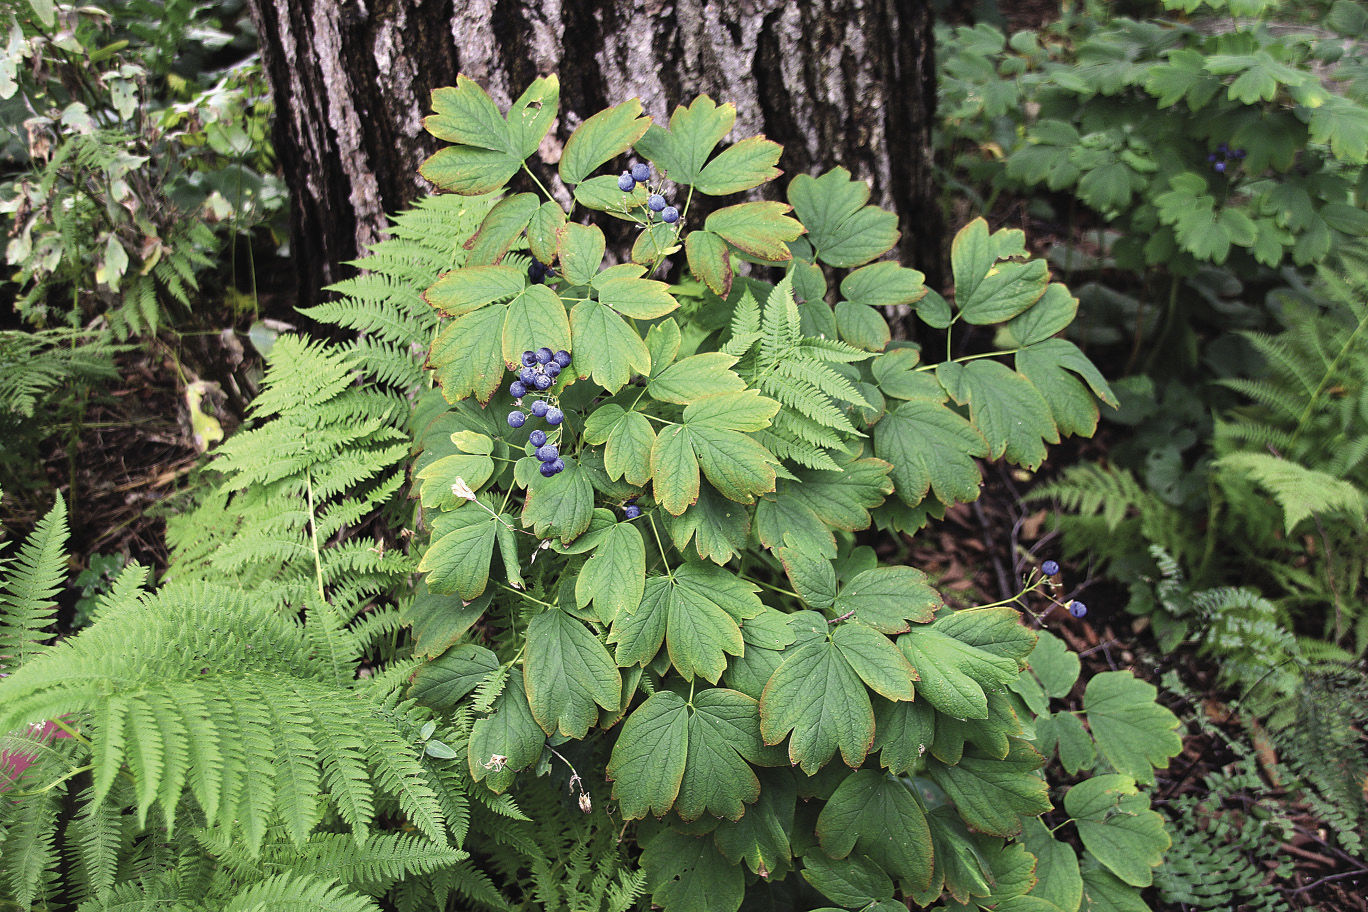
[248, 0, 941, 308]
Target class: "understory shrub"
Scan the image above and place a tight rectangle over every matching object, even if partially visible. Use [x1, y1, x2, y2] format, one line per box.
[1, 77, 1186, 911]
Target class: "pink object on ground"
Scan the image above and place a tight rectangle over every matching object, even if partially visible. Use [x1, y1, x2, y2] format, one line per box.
[0, 720, 72, 791]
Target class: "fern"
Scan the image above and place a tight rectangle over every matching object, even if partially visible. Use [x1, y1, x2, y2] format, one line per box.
[725, 276, 873, 470]
[0, 495, 69, 673]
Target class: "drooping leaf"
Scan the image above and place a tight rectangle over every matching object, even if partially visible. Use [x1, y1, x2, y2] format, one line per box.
[521, 457, 594, 543]
[559, 98, 651, 185]
[584, 404, 656, 486]
[522, 608, 621, 738]
[936, 359, 1058, 468]
[926, 739, 1051, 837]
[468, 675, 544, 792]
[1083, 672, 1182, 785]
[815, 769, 934, 890]
[410, 644, 499, 710]
[705, 202, 804, 261]
[874, 397, 989, 508]
[576, 521, 646, 623]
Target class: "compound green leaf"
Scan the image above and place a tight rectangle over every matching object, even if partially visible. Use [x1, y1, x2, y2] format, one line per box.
[1309, 95, 1368, 165]
[527, 202, 566, 264]
[557, 222, 605, 286]
[833, 621, 917, 701]
[409, 644, 499, 710]
[777, 539, 837, 609]
[1030, 630, 1080, 699]
[714, 768, 796, 876]
[789, 168, 899, 268]
[874, 397, 989, 508]
[652, 425, 700, 515]
[686, 230, 734, 297]
[420, 506, 499, 600]
[759, 636, 876, 773]
[802, 852, 895, 908]
[926, 739, 1051, 837]
[505, 75, 560, 158]
[835, 566, 943, 634]
[677, 688, 780, 820]
[665, 483, 751, 564]
[923, 806, 993, 904]
[753, 458, 893, 556]
[426, 76, 511, 151]
[649, 353, 745, 404]
[841, 261, 927, 308]
[816, 770, 933, 889]
[937, 359, 1057, 467]
[688, 426, 778, 505]
[583, 404, 655, 486]
[429, 305, 506, 404]
[502, 284, 571, 366]
[521, 456, 594, 543]
[596, 275, 678, 319]
[1072, 791, 1168, 887]
[559, 98, 651, 185]
[706, 202, 804, 261]
[468, 675, 544, 792]
[872, 698, 935, 775]
[836, 301, 891, 351]
[570, 299, 650, 393]
[1008, 283, 1077, 346]
[1083, 672, 1182, 785]
[695, 134, 783, 195]
[523, 608, 621, 738]
[420, 144, 521, 195]
[607, 690, 689, 819]
[635, 95, 737, 186]
[466, 192, 540, 266]
[1019, 816, 1083, 912]
[641, 827, 744, 912]
[576, 521, 645, 623]
[415, 453, 495, 510]
[608, 575, 671, 668]
[424, 265, 524, 317]
[684, 389, 781, 432]
[1081, 867, 1151, 912]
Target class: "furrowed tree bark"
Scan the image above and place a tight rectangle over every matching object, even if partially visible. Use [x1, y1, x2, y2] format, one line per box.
[247, 0, 941, 308]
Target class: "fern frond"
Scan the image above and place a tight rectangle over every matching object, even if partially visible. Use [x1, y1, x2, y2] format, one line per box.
[0, 495, 69, 672]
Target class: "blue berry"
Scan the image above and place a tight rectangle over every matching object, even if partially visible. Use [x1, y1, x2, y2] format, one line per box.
[535, 347, 554, 364]
[624, 504, 641, 519]
[521, 350, 537, 367]
[507, 411, 526, 428]
[661, 206, 679, 224]
[549, 458, 564, 473]
[529, 429, 547, 446]
[533, 372, 553, 391]
[554, 350, 571, 368]
[545, 407, 564, 426]
[519, 367, 537, 385]
[536, 444, 559, 462]
[509, 380, 527, 398]
[1233, 148, 1246, 159]
[1042, 560, 1060, 577]
[648, 193, 667, 212]
[1068, 600, 1088, 619]
[545, 361, 562, 378]
[540, 461, 558, 477]
[630, 162, 651, 183]
[530, 400, 549, 417]
[1214, 161, 1226, 173]
[618, 172, 636, 192]
[528, 261, 547, 283]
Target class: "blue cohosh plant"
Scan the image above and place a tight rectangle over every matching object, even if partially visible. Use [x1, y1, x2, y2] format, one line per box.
[0, 79, 1186, 911]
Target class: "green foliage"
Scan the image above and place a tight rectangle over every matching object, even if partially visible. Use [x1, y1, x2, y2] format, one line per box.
[405, 76, 1178, 912]
[0, 1, 282, 335]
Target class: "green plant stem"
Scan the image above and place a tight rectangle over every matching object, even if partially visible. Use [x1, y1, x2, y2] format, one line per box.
[305, 466, 327, 605]
[521, 163, 556, 204]
[739, 573, 802, 601]
[646, 513, 672, 574]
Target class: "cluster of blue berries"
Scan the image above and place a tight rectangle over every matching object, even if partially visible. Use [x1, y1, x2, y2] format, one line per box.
[618, 162, 680, 225]
[507, 347, 570, 399]
[1207, 142, 1245, 174]
[507, 348, 571, 477]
